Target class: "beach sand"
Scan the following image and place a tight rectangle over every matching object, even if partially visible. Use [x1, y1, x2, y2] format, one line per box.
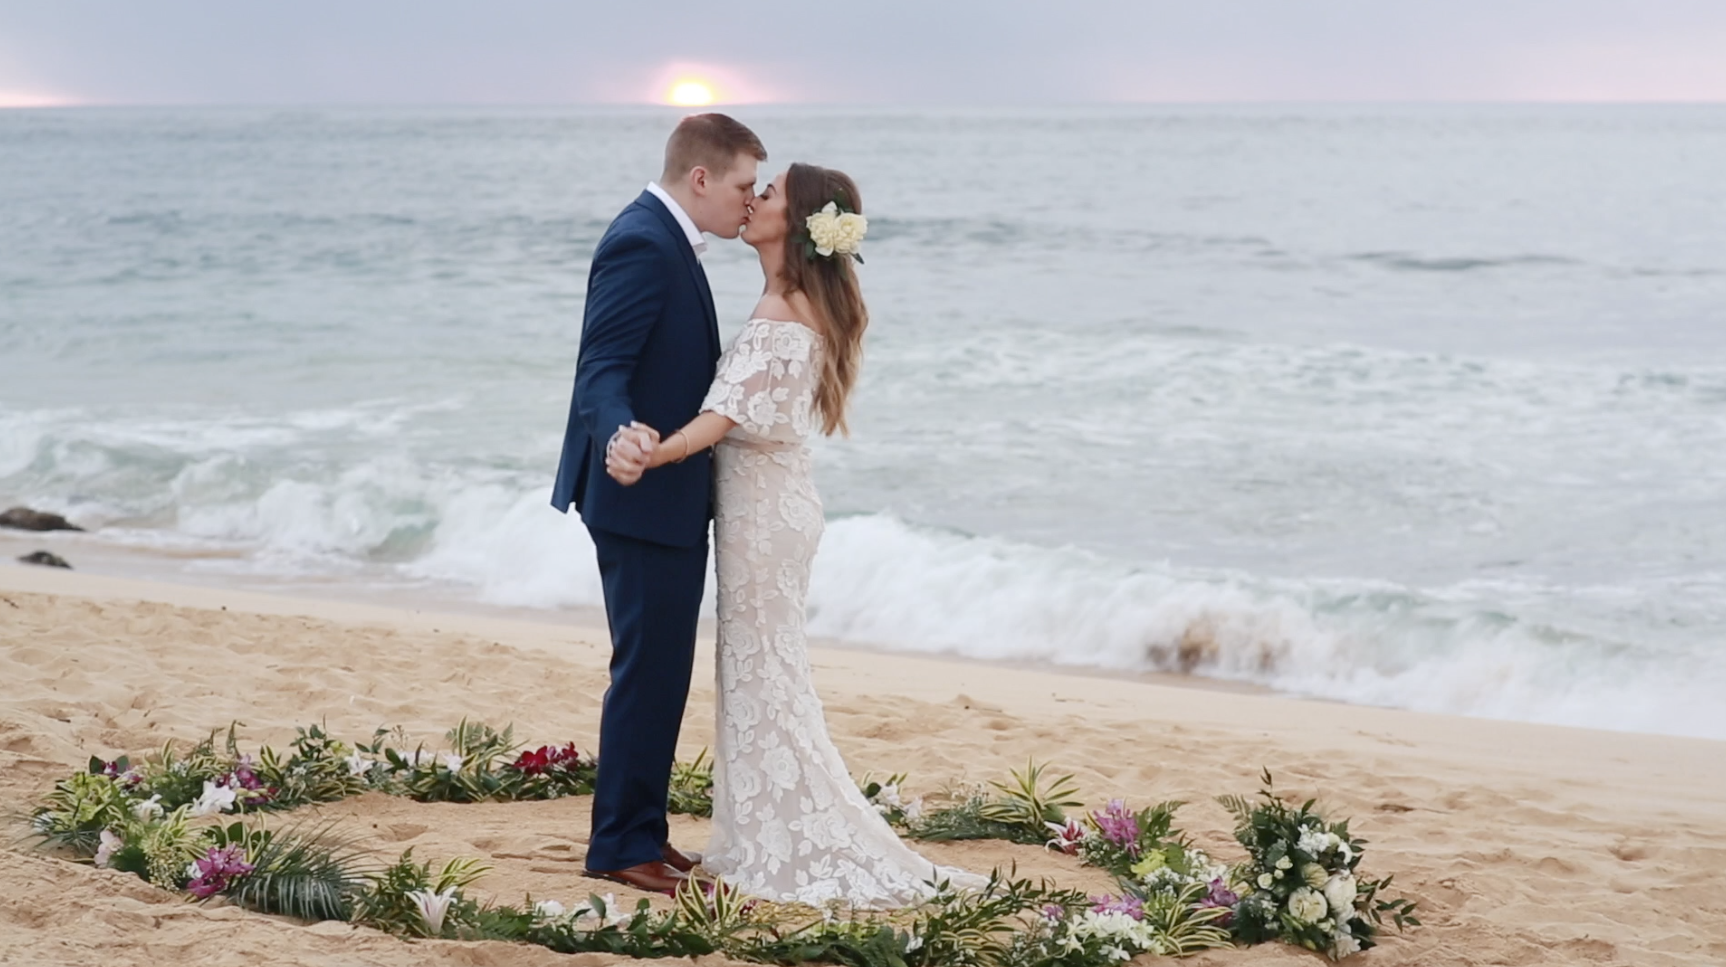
[2, 561, 1723, 966]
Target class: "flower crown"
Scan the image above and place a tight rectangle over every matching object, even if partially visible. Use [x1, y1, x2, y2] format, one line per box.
[803, 199, 867, 265]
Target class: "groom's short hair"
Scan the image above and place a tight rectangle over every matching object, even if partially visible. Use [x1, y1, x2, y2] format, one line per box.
[663, 114, 767, 181]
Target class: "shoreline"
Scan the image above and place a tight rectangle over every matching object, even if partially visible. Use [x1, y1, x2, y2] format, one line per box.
[0, 528, 1281, 699]
[3, 555, 1721, 759]
[0, 528, 1714, 735]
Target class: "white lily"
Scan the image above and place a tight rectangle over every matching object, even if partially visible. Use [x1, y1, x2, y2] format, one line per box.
[532, 899, 566, 920]
[440, 753, 465, 772]
[408, 886, 458, 935]
[345, 752, 372, 777]
[93, 829, 124, 868]
[188, 780, 237, 817]
[570, 893, 624, 925]
[131, 794, 164, 821]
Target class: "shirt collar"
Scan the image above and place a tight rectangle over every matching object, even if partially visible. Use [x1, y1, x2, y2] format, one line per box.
[645, 181, 707, 258]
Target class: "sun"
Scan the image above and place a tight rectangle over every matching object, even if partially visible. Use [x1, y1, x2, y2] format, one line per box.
[667, 79, 717, 107]
[0, 90, 73, 109]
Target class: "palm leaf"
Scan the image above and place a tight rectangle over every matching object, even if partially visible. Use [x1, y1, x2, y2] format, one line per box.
[223, 820, 372, 921]
[978, 760, 1083, 834]
[668, 749, 714, 817]
[1216, 793, 1256, 830]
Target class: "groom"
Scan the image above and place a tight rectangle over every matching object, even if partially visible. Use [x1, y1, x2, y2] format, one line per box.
[552, 114, 765, 893]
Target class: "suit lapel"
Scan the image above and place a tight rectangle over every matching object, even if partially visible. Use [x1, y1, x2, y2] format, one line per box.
[638, 192, 721, 359]
[693, 263, 720, 359]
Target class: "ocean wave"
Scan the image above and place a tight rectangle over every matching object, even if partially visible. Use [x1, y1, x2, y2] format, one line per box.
[806, 516, 1726, 740]
[125, 442, 1719, 743]
[4, 359, 1724, 742]
[1345, 251, 1580, 273]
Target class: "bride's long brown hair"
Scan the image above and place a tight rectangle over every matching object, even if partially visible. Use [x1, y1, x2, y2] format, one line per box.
[780, 162, 868, 436]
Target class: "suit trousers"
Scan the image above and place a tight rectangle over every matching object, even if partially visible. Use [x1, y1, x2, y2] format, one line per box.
[583, 523, 708, 872]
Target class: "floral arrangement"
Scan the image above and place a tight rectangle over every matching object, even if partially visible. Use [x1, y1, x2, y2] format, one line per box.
[1028, 882, 1234, 962]
[860, 771, 925, 826]
[903, 760, 1083, 845]
[1217, 770, 1420, 960]
[803, 200, 867, 263]
[28, 725, 1418, 966]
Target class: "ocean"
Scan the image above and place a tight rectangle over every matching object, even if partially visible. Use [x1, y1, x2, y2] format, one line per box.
[2, 105, 1723, 738]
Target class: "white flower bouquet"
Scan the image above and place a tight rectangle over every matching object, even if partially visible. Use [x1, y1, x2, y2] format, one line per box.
[1218, 770, 1419, 959]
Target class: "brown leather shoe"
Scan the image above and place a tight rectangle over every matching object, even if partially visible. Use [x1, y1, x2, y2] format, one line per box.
[583, 860, 686, 894]
[661, 843, 702, 873]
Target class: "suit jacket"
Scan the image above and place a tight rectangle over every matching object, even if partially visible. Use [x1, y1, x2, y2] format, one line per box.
[551, 191, 721, 547]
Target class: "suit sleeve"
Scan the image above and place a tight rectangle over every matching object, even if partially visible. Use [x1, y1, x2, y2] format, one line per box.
[574, 231, 668, 443]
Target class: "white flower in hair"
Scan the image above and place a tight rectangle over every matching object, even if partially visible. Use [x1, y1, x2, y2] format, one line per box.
[805, 201, 868, 259]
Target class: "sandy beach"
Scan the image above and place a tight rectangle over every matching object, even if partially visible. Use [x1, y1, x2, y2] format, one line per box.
[2, 560, 1723, 967]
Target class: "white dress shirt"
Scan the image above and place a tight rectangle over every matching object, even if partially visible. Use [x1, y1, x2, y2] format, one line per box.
[645, 181, 707, 259]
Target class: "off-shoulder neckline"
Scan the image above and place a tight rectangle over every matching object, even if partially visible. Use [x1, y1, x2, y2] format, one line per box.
[746, 317, 821, 337]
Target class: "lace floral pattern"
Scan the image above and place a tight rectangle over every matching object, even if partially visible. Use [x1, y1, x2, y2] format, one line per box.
[699, 319, 986, 908]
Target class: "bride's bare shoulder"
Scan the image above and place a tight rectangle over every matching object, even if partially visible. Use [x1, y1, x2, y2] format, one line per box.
[746, 292, 823, 337]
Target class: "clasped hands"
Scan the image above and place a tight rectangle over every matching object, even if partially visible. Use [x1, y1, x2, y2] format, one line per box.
[605, 422, 660, 486]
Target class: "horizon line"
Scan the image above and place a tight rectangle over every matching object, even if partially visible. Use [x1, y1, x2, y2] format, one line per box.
[6, 97, 1726, 110]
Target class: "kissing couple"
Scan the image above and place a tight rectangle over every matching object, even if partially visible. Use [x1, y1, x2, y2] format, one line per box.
[552, 114, 986, 907]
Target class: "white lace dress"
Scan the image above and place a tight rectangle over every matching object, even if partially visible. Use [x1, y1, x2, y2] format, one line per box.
[697, 318, 986, 908]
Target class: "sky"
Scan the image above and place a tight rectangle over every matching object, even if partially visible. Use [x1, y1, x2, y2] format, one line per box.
[3, 1, 1726, 107]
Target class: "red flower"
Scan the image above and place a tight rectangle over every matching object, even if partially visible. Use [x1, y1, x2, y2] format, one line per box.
[509, 743, 582, 776]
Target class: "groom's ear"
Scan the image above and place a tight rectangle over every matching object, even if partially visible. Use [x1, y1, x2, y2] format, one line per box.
[686, 165, 711, 197]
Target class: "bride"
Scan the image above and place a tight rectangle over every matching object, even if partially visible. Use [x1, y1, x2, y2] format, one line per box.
[608, 162, 986, 907]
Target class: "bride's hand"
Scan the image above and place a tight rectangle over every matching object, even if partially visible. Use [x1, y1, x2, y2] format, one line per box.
[606, 423, 659, 486]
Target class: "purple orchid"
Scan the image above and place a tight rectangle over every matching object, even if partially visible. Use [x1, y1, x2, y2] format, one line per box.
[185, 844, 255, 899]
[1198, 878, 1240, 927]
[227, 755, 264, 790]
[1089, 894, 1145, 921]
[1090, 799, 1142, 854]
[98, 760, 143, 787]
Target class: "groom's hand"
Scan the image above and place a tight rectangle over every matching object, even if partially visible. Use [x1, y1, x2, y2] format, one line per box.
[605, 423, 659, 485]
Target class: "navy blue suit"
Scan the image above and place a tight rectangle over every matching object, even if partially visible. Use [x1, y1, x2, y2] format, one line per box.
[552, 191, 720, 872]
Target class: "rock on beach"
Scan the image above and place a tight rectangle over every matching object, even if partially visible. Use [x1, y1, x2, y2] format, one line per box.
[0, 507, 85, 532]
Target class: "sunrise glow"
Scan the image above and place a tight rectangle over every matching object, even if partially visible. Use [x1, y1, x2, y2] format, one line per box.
[667, 80, 718, 106]
[0, 90, 74, 108]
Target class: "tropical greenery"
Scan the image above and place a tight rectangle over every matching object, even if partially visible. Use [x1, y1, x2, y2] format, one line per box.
[27, 722, 1418, 965]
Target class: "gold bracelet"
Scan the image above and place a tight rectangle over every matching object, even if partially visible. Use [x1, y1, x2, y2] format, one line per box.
[672, 431, 692, 464]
